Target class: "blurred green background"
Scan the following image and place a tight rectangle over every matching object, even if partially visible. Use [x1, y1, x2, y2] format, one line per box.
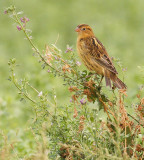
[0, 0, 144, 143]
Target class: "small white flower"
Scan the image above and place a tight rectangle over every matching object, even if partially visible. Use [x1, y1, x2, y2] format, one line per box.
[76, 61, 81, 66]
[38, 91, 43, 97]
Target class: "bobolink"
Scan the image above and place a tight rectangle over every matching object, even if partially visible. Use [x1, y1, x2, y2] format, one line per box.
[75, 24, 126, 89]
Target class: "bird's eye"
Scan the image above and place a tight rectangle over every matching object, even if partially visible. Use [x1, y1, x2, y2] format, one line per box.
[82, 28, 86, 31]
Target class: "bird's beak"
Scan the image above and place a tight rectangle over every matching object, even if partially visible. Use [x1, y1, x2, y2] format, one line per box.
[75, 27, 80, 32]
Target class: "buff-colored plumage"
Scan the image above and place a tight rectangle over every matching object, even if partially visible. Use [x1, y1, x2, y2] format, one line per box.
[75, 24, 127, 89]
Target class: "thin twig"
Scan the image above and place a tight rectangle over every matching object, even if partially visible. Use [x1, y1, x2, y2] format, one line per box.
[12, 74, 37, 104]
[124, 122, 127, 154]
[127, 113, 144, 128]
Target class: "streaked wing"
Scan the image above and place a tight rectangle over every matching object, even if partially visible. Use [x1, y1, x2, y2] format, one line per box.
[91, 37, 118, 74]
[95, 56, 118, 74]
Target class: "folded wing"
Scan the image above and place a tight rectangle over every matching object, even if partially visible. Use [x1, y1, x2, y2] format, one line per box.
[91, 37, 118, 74]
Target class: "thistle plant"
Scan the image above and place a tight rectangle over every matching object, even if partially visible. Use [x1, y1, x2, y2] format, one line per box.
[2, 5, 144, 160]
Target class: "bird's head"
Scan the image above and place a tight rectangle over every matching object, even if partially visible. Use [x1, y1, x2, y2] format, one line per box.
[75, 24, 94, 37]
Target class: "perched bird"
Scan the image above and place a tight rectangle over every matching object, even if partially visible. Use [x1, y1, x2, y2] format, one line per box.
[75, 24, 127, 89]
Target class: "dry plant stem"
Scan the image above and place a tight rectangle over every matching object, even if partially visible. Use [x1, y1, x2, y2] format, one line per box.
[119, 92, 132, 132]
[127, 113, 143, 127]
[99, 98, 111, 119]
[98, 96, 117, 121]
[124, 122, 127, 154]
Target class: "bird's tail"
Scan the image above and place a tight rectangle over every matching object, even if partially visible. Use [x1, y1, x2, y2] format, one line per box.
[104, 70, 112, 88]
[112, 76, 127, 89]
[104, 70, 127, 89]
[105, 76, 111, 88]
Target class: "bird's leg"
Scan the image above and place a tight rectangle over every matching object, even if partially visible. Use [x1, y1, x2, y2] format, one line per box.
[98, 75, 104, 87]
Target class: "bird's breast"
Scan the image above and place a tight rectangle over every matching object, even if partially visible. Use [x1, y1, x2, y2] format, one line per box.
[77, 39, 104, 75]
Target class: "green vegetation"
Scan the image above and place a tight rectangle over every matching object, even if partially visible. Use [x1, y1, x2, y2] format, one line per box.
[0, 1, 144, 159]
